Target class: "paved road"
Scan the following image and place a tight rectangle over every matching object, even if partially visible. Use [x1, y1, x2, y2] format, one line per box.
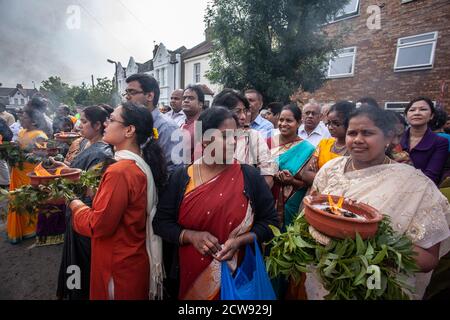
[0, 222, 62, 300]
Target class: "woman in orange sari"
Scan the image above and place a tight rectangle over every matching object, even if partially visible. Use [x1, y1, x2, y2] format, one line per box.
[301, 101, 355, 185]
[7, 109, 49, 243]
[153, 107, 278, 300]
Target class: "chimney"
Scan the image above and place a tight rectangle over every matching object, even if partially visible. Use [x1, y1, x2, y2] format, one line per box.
[16, 84, 23, 89]
[153, 43, 159, 58]
[205, 22, 213, 42]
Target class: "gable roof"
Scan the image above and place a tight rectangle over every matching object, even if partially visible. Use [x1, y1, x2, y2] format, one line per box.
[182, 41, 213, 60]
[0, 87, 38, 98]
[137, 59, 154, 73]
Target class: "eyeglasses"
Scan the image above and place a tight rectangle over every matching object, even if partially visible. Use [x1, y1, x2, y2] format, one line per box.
[122, 89, 144, 97]
[106, 118, 127, 126]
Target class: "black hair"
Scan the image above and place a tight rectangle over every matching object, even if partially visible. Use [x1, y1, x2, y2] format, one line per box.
[28, 96, 48, 112]
[212, 89, 249, 110]
[126, 73, 160, 106]
[120, 102, 167, 189]
[267, 102, 283, 116]
[185, 85, 205, 105]
[0, 103, 6, 112]
[82, 105, 111, 135]
[53, 116, 74, 134]
[97, 104, 114, 115]
[244, 89, 263, 103]
[23, 108, 50, 133]
[58, 104, 71, 115]
[281, 103, 302, 122]
[0, 118, 13, 142]
[430, 107, 448, 131]
[329, 101, 356, 125]
[346, 106, 394, 136]
[405, 96, 435, 115]
[385, 110, 407, 128]
[357, 97, 380, 109]
[198, 107, 237, 135]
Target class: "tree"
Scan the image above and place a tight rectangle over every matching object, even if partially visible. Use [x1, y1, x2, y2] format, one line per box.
[205, 0, 350, 103]
[87, 78, 115, 105]
[40, 76, 73, 110]
[40, 77, 116, 111]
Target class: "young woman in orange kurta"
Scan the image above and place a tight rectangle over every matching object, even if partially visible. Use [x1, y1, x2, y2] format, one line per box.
[70, 102, 167, 300]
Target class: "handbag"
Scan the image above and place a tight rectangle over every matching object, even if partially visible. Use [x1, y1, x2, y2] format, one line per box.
[221, 236, 276, 300]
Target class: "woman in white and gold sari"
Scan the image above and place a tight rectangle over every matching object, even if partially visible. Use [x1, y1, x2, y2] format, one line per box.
[309, 106, 450, 300]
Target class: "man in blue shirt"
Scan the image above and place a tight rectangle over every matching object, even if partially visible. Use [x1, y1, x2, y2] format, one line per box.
[245, 89, 274, 139]
[125, 73, 180, 173]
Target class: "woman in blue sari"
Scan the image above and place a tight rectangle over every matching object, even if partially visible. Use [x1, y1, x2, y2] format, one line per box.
[267, 104, 315, 299]
[268, 104, 315, 230]
[56, 105, 114, 300]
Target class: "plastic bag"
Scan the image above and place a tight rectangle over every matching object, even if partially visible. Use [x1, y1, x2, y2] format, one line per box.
[221, 237, 276, 300]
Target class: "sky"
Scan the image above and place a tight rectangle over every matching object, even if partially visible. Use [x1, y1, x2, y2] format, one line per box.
[0, 0, 211, 89]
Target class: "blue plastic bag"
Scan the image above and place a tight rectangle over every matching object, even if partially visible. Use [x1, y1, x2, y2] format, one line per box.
[220, 237, 276, 300]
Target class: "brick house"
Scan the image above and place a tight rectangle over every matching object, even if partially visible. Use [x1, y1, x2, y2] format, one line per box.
[301, 0, 450, 112]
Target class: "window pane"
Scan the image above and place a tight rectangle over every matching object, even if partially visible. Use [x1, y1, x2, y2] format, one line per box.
[399, 33, 435, 45]
[336, 0, 359, 17]
[329, 55, 354, 76]
[396, 43, 433, 68]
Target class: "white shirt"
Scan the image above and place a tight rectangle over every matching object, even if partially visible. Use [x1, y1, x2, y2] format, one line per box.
[298, 121, 331, 147]
[9, 121, 21, 142]
[166, 109, 186, 128]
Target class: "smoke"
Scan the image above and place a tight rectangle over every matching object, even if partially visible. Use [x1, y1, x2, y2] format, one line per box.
[0, 0, 209, 89]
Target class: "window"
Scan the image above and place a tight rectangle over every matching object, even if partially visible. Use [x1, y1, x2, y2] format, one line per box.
[194, 63, 201, 83]
[329, 0, 360, 22]
[21, 99, 25, 105]
[401, 0, 415, 3]
[161, 68, 165, 86]
[385, 102, 409, 112]
[155, 69, 160, 84]
[14, 98, 18, 105]
[394, 31, 438, 71]
[327, 47, 357, 78]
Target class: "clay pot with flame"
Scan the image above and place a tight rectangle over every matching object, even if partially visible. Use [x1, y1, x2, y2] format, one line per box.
[303, 194, 383, 240]
[54, 132, 81, 145]
[27, 164, 82, 205]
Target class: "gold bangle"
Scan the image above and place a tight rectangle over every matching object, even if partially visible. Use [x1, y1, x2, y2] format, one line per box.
[179, 229, 186, 246]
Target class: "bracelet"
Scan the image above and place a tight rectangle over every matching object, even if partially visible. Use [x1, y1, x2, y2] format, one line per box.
[179, 229, 187, 246]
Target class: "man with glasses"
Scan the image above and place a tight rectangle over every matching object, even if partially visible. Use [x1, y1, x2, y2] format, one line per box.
[298, 101, 330, 147]
[125, 73, 179, 172]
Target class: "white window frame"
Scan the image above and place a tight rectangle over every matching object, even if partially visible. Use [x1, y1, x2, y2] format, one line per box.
[194, 63, 201, 84]
[327, 47, 357, 79]
[384, 102, 409, 112]
[385, 100, 437, 112]
[328, 0, 360, 23]
[394, 31, 438, 72]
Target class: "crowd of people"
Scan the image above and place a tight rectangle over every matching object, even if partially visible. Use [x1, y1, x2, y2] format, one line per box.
[0, 72, 449, 300]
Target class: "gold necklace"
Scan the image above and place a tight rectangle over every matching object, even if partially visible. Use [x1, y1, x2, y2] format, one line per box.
[350, 156, 391, 171]
[332, 141, 347, 154]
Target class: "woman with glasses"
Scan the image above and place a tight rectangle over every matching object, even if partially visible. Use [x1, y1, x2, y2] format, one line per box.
[301, 101, 356, 186]
[69, 102, 167, 300]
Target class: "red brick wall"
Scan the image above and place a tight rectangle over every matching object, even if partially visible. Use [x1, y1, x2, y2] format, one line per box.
[303, 0, 450, 111]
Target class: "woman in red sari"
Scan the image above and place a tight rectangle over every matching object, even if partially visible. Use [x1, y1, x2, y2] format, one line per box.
[153, 107, 278, 300]
[69, 102, 167, 300]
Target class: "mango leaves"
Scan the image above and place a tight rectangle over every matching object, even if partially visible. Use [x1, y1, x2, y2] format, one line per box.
[266, 214, 418, 300]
